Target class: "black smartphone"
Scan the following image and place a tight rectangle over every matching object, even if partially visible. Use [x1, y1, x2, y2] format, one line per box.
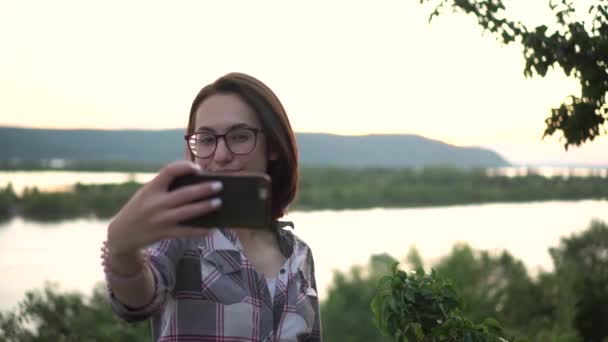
[168, 172, 272, 230]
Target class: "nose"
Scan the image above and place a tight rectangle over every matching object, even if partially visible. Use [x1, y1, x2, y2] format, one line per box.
[212, 136, 233, 163]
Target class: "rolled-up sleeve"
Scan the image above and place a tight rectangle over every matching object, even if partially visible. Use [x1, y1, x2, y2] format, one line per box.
[107, 238, 186, 322]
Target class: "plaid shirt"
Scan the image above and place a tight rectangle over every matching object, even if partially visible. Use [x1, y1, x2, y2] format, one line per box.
[108, 227, 322, 342]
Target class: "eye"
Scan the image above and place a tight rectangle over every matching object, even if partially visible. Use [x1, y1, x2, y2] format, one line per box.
[197, 134, 216, 145]
[228, 130, 253, 143]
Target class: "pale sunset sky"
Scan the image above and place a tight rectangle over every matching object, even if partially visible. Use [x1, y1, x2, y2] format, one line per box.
[1, 0, 606, 165]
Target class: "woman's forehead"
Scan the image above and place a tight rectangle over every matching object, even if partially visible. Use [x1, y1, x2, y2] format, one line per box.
[194, 93, 260, 129]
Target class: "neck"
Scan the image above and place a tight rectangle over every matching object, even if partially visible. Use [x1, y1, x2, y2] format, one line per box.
[230, 228, 276, 247]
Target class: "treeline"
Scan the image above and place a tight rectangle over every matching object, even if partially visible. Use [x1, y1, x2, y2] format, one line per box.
[1, 166, 607, 222]
[323, 219, 608, 341]
[296, 167, 608, 209]
[1, 220, 606, 341]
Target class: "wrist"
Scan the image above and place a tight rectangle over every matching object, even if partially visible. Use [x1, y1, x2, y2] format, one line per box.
[101, 240, 147, 277]
[106, 220, 136, 257]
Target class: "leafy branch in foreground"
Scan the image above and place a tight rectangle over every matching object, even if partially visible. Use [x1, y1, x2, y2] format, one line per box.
[371, 263, 517, 341]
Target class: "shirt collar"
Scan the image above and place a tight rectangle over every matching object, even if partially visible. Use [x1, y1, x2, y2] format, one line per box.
[199, 222, 295, 256]
[196, 223, 308, 281]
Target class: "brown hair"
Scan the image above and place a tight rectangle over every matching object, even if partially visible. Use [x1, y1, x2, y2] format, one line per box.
[186, 72, 299, 220]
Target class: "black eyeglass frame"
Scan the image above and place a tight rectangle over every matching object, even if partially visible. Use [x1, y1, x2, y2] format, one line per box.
[184, 127, 264, 159]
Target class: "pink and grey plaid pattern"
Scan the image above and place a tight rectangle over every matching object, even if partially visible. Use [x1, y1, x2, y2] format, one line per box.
[108, 228, 322, 341]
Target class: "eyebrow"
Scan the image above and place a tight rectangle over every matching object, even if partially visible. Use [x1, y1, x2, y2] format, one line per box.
[195, 123, 254, 133]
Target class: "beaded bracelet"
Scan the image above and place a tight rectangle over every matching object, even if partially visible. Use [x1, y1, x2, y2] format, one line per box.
[100, 240, 149, 283]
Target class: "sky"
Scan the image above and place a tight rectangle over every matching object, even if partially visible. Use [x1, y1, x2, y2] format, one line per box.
[1, 0, 606, 166]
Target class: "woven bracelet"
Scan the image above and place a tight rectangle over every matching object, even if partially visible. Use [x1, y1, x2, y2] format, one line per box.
[100, 240, 149, 282]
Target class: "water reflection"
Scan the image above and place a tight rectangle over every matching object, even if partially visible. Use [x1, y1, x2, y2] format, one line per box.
[0, 218, 108, 311]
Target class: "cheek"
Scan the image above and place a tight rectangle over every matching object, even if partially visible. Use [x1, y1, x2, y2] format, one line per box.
[254, 144, 270, 163]
[244, 152, 266, 166]
[241, 148, 269, 170]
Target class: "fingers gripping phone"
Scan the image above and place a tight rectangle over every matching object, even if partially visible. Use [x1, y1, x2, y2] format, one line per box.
[168, 172, 272, 230]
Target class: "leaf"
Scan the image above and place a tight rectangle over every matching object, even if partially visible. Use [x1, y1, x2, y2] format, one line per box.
[405, 290, 415, 303]
[482, 317, 503, 332]
[391, 261, 400, 275]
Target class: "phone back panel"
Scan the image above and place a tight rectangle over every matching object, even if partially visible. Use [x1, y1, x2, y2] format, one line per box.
[168, 173, 272, 230]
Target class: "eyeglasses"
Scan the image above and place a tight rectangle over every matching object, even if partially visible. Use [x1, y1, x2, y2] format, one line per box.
[185, 127, 263, 158]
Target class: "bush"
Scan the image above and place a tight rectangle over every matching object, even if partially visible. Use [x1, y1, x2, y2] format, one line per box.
[0, 282, 150, 342]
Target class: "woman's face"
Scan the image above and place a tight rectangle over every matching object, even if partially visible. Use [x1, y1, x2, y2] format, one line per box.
[192, 93, 274, 173]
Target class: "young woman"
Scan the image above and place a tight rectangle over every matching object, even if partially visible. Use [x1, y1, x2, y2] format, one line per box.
[102, 72, 321, 341]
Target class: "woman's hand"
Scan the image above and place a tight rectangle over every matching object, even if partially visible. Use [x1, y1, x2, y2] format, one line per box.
[106, 161, 222, 259]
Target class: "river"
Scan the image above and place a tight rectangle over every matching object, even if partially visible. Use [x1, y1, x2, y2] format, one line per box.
[1, 200, 606, 312]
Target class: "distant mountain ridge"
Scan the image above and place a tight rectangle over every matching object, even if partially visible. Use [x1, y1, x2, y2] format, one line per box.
[0, 126, 510, 167]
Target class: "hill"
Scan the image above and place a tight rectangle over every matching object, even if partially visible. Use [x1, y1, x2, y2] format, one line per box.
[0, 127, 510, 168]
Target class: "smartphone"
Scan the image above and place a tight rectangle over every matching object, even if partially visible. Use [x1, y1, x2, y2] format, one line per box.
[168, 172, 272, 230]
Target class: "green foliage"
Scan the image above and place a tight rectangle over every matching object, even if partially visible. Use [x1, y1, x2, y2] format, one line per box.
[321, 254, 396, 342]
[19, 187, 87, 221]
[0, 283, 149, 342]
[369, 220, 608, 341]
[71, 182, 141, 218]
[430, 246, 540, 336]
[419, 0, 608, 149]
[424, 245, 577, 341]
[2, 167, 607, 222]
[16, 182, 140, 221]
[371, 264, 507, 341]
[549, 219, 608, 341]
[0, 184, 17, 222]
[294, 166, 608, 211]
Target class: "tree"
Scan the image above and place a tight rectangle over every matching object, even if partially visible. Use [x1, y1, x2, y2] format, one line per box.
[422, 244, 578, 341]
[418, 0, 608, 149]
[321, 254, 395, 342]
[0, 282, 150, 342]
[549, 219, 608, 341]
[0, 183, 17, 222]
